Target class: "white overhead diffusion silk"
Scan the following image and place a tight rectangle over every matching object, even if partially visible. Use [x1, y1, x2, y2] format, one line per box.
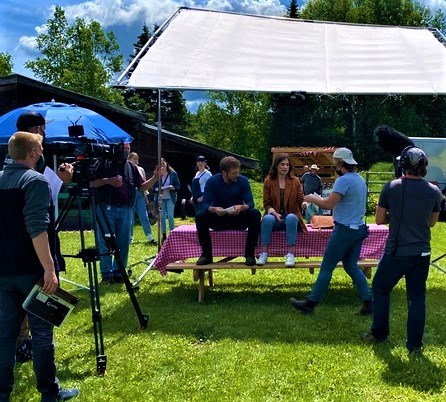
[123, 8, 446, 94]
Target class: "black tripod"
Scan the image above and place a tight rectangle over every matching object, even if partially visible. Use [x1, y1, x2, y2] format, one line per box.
[55, 183, 149, 374]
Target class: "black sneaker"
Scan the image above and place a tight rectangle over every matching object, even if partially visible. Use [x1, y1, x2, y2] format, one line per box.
[362, 330, 387, 344]
[408, 346, 423, 356]
[100, 277, 113, 285]
[58, 388, 79, 401]
[112, 275, 125, 284]
[244, 256, 256, 266]
[196, 255, 212, 266]
[290, 298, 316, 314]
[358, 300, 373, 316]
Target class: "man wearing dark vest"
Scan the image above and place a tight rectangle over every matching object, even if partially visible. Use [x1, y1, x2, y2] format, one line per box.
[0, 132, 78, 402]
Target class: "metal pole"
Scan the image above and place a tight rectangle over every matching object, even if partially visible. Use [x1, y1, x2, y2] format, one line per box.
[156, 89, 163, 249]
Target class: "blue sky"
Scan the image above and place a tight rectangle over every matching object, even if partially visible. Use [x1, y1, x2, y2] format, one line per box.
[0, 0, 444, 111]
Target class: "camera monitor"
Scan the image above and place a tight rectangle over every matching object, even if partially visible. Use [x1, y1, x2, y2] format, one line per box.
[68, 124, 85, 138]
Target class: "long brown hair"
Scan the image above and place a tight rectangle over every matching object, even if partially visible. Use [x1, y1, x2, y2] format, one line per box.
[268, 153, 295, 180]
[161, 158, 175, 173]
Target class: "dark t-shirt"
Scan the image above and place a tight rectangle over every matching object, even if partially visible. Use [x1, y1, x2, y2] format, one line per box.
[94, 160, 144, 207]
[379, 177, 442, 256]
[301, 172, 323, 195]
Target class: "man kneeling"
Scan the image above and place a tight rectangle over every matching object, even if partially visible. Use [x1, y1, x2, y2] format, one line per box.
[195, 156, 261, 266]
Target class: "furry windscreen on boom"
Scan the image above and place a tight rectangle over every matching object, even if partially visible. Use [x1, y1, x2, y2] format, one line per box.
[373, 125, 415, 156]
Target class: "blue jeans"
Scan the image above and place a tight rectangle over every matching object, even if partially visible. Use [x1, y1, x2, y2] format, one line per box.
[260, 213, 298, 247]
[160, 198, 175, 234]
[96, 204, 133, 279]
[308, 223, 371, 303]
[131, 191, 153, 240]
[371, 253, 429, 351]
[0, 275, 60, 402]
[305, 203, 320, 222]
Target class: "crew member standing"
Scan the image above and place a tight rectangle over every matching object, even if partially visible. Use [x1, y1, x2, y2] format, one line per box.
[90, 143, 158, 284]
[301, 164, 323, 221]
[364, 146, 442, 354]
[290, 148, 372, 315]
[0, 132, 78, 402]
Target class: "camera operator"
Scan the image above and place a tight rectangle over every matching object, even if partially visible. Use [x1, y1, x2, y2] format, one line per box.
[3, 112, 75, 183]
[364, 147, 443, 354]
[89, 143, 159, 284]
[0, 132, 79, 402]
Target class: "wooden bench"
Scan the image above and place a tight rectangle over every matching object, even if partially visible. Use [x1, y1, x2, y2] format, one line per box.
[166, 258, 379, 302]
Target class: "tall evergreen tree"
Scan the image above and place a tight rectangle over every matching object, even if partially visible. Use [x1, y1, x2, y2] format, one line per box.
[288, 0, 299, 18]
[122, 24, 188, 134]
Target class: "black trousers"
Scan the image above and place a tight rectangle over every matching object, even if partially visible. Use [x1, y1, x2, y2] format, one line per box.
[195, 209, 261, 258]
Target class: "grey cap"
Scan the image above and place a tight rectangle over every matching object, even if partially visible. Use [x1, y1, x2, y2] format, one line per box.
[333, 147, 358, 165]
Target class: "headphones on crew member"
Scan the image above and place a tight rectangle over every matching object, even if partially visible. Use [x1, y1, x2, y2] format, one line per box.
[399, 145, 428, 171]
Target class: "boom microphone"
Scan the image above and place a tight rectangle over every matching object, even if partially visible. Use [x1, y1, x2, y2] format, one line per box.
[373, 125, 414, 156]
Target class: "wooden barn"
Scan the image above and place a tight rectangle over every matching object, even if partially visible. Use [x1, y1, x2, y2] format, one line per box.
[0, 74, 258, 197]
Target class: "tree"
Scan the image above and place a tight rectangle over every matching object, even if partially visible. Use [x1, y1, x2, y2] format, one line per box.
[192, 92, 271, 176]
[25, 6, 124, 104]
[285, 0, 446, 168]
[122, 24, 188, 134]
[0, 52, 13, 76]
[288, 0, 299, 18]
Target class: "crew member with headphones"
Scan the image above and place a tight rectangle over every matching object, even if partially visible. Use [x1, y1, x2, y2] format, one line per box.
[364, 146, 442, 354]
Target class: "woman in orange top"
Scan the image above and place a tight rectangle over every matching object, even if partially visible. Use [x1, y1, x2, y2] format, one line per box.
[257, 153, 307, 267]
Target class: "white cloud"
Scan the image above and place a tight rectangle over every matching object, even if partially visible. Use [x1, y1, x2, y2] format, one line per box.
[422, 0, 446, 10]
[15, 0, 287, 60]
[44, 0, 287, 30]
[17, 36, 38, 53]
[185, 99, 205, 113]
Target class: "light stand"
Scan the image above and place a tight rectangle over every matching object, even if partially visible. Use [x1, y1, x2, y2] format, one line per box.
[132, 89, 164, 287]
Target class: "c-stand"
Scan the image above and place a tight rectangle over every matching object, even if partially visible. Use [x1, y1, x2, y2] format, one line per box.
[55, 183, 149, 374]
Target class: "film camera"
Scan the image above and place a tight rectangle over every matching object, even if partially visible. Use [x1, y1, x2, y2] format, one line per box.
[47, 125, 127, 184]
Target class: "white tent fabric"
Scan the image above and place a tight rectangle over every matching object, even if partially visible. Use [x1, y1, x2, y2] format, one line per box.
[123, 8, 446, 95]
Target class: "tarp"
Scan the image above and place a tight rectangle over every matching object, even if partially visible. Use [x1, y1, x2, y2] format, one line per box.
[118, 7, 446, 95]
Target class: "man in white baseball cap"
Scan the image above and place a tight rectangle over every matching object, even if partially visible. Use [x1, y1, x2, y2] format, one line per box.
[291, 147, 372, 316]
[301, 163, 323, 222]
[332, 147, 358, 165]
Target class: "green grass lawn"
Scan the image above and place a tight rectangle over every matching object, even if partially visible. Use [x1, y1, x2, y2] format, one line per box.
[11, 216, 446, 401]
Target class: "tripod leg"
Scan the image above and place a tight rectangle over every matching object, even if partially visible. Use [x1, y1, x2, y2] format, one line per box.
[86, 259, 107, 375]
[94, 200, 149, 329]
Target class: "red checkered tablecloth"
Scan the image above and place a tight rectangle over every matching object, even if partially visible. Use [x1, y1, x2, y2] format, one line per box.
[153, 224, 389, 276]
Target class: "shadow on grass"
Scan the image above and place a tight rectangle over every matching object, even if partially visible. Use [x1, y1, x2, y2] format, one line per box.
[372, 342, 446, 393]
[61, 270, 446, 355]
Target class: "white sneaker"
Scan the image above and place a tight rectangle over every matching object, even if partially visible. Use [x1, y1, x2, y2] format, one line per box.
[285, 253, 295, 267]
[256, 252, 268, 266]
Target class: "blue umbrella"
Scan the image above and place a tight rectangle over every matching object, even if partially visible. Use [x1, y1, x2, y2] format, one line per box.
[0, 101, 133, 144]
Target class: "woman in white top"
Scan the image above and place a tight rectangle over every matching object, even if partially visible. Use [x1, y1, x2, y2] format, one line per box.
[191, 155, 212, 214]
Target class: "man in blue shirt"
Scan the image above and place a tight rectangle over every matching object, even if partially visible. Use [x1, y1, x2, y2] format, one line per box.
[290, 148, 372, 315]
[195, 156, 261, 266]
